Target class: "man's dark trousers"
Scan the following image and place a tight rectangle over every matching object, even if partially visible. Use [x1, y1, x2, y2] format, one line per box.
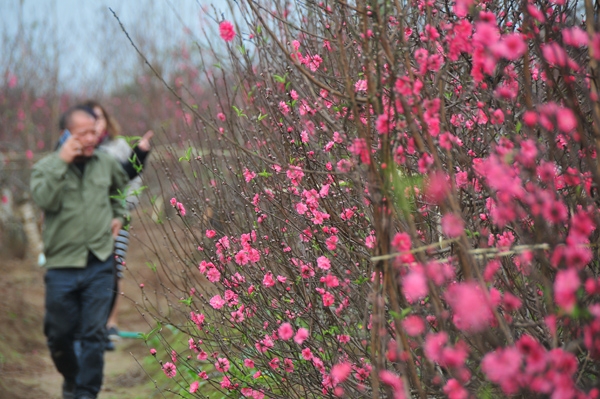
[44, 253, 115, 398]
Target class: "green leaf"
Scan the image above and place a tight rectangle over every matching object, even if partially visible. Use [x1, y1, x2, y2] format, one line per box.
[257, 113, 268, 121]
[232, 105, 247, 118]
[515, 121, 522, 133]
[139, 322, 162, 341]
[273, 74, 286, 83]
[145, 261, 157, 272]
[178, 147, 192, 162]
[129, 185, 148, 197]
[389, 307, 412, 321]
[116, 135, 142, 146]
[354, 275, 369, 285]
[179, 297, 193, 306]
[258, 171, 272, 178]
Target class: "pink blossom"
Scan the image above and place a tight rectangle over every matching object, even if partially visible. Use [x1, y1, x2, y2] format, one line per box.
[279, 101, 290, 115]
[562, 27, 588, 47]
[445, 282, 493, 332]
[205, 230, 216, 238]
[215, 357, 230, 373]
[337, 334, 350, 343]
[325, 235, 338, 250]
[355, 79, 367, 91]
[424, 332, 448, 363]
[493, 33, 526, 60]
[378, 370, 405, 399]
[502, 292, 522, 312]
[217, 112, 226, 121]
[219, 21, 236, 42]
[163, 362, 177, 378]
[473, 21, 500, 48]
[263, 272, 275, 287]
[402, 315, 425, 336]
[302, 347, 313, 360]
[321, 274, 339, 288]
[542, 42, 569, 67]
[235, 250, 250, 265]
[348, 138, 371, 163]
[376, 113, 394, 134]
[295, 202, 308, 215]
[307, 54, 323, 72]
[554, 268, 580, 312]
[210, 295, 226, 309]
[425, 171, 450, 204]
[403, 268, 428, 303]
[556, 107, 577, 133]
[441, 213, 465, 238]
[244, 168, 257, 182]
[331, 363, 352, 384]
[255, 335, 274, 353]
[322, 291, 335, 306]
[317, 256, 331, 270]
[220, 375, 232, 389]
[365, 234, 376, 249]
[453, 0, 474, 17]
[7, 73, 17, 88]
[269, 357, 280, 370]
[336, 159, 353, 172]
[518, 139, 538, 167]
[287, 166, 305, 185]
[244, 358, 255, 368]
[443, 379, 468, 399]
[294, 327, 309, 344]
[482, 347, 522, 394]
[206, 267, 221, 282]
[527, 3, 546, 23]
[189, 381, 199, 393]
[392, 232, 412, 251]
[340, 208, 354, 220]
[278, 322, 294, 340]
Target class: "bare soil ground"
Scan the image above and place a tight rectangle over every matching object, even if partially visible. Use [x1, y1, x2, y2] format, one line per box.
[0, 219, 166, 399]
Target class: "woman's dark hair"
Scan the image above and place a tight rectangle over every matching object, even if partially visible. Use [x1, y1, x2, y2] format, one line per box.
[81, 99, 122, 139]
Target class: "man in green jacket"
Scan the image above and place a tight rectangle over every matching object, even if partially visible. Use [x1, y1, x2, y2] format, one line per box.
[30, 105, 129, 399]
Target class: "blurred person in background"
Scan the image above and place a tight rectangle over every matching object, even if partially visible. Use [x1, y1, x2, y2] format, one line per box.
[31, 105, 129, 399]
[82, 100, 153, 349]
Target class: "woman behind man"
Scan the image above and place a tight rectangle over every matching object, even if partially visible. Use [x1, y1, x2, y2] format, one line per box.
[83, 100, 153, 348]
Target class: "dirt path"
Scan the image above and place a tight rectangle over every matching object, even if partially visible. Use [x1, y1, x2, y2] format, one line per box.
[0, 220, 163, 399]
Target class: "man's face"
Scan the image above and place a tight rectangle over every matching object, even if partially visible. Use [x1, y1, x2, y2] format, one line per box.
[69, 111, 98, 157]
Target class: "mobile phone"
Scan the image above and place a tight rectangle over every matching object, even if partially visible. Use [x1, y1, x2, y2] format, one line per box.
[57, 129, 71, 148]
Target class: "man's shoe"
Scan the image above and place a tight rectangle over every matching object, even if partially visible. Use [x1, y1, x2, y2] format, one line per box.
[62, 380, 75, 399]
[105, 339, 116, 351]
[107, 326, 121, 341]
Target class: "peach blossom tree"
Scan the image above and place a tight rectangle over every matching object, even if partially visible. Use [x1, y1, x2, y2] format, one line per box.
[130, 0, 600, 398]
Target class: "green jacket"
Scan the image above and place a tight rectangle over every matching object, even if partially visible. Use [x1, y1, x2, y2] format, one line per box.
[30, 151, 129, 268]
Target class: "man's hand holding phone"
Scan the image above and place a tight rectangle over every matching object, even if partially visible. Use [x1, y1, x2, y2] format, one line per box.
[59, 133, 84, 163]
